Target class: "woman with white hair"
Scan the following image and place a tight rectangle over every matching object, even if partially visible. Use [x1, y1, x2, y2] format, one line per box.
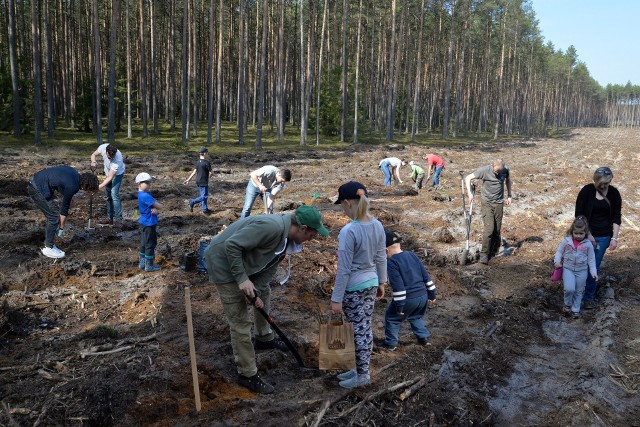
[574, 166, 622, 309]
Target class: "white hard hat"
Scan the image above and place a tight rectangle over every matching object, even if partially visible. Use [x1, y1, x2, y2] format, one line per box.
[135, 172, 153, 183]
[409, 161, 415, 166]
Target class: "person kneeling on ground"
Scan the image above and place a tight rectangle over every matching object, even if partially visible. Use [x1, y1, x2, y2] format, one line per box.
[381, 231, 436, 351]
[204, 206, 329, 394]
[28, 166, 99, 259]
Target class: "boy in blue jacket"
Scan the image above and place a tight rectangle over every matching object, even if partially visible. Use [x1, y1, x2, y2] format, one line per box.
[136, 172, 163, 272]
[382, 231, 436, 350]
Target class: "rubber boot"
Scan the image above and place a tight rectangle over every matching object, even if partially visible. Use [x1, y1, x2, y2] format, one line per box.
[145, 257, 161, 272]
[139, 253, 146, 270]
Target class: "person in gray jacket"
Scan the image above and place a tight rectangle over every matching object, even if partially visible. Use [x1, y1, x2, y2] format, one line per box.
[204, 205, 329, 394]
[553, 216, 597, 318]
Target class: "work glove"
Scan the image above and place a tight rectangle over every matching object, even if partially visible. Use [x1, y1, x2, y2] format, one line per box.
[56, 228, 65, 237]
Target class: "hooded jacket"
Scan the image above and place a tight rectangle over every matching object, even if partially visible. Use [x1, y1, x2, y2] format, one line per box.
[553, 236, 597, 276]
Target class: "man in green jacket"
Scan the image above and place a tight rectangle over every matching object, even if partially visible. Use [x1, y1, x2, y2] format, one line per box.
[204, 205, 329, 394]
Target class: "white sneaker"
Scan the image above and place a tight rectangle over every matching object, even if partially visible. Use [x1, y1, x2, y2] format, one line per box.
[42, 245, 65, 259]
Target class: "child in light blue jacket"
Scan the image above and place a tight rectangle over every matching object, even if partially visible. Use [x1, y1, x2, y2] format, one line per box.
[554, 216, 597, 318]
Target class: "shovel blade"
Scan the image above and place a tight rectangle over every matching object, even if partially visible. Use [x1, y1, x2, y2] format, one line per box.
[460, 249, 469, 265]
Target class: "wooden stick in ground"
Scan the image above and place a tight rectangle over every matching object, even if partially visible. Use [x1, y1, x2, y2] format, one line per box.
[185, 287, 201, 411]
[399, 376, 428, 401]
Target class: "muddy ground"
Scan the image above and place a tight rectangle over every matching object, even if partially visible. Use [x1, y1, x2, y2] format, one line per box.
[1, 128, 639, 426]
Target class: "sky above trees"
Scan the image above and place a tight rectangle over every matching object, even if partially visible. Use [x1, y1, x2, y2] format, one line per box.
[532, 0, 640, 87]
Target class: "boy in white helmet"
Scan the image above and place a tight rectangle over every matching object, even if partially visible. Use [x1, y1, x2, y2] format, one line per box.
[136, 172, 163, 272]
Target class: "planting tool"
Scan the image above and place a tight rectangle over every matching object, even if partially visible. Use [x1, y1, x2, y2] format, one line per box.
[185, 287, 202, 411]
[248, 295, 305, 367]
[459, 171, 475, 264]
[263, 190, 270, 214]
[87, 166, 97, 231]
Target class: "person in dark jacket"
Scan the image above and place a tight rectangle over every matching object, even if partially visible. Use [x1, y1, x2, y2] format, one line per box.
[381, 231, 436, 350]
[28, 166, 99, 259]
[574, 166, 622, 309]
[183, 146, 213, 214]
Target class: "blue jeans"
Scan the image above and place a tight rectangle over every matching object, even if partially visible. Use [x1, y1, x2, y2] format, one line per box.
[583, 235, 610, 302]
[432, 166, 443, 186]
[241, 180, 266, 217]
[191, 186, 209, 212]
[105, 174, 123, 221]
[384, 294, 430, 345]
[380, 161, 392, 186]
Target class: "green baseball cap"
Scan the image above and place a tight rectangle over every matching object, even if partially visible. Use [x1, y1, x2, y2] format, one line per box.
[295, 205, 329, 237]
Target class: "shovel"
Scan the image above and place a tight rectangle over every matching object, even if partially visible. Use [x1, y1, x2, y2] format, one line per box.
[248, 295, 305, 367]
[86, 194, 95, 231]
[87, 165, 97, 231]
[459, 171, 475, 264]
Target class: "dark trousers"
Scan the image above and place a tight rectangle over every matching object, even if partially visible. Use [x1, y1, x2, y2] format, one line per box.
[28, 183, 59, 248]
[140, 225, 158, 258]
[480, 201, 503, 257]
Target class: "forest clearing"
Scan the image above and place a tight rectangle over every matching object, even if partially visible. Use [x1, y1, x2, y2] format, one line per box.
[0, 127, 639, 426]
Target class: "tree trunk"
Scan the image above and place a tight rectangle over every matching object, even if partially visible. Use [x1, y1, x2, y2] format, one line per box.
[493, 5, 507, 140]
[190, 0, 197, 136]
[411, 0, 426, 142]
[353, 0, 362, 143]
[276, 0, 285, 140]
[207, 0, 215, 145]
[385, 0, 397, 141]
[237, 0, 245, 145]
[31, 0, 43, 144]
[299, 0, 306, 145]
[339, 0, 348, 142]
[44, 0, 55, 138]
[442, 0, 455, 139]
[139, 0, 148, 137]
[315, 0, 327, 145]
[150, 0, 158, 134]
[126, 0, 132, 138]
[92, 0, 103, 144]
[107, 0, 120, 142]
[181, 0, 189, 142]
[215, 0, 223, 142]
[256, 0, 268, 149]
[8, 0, 20, 136]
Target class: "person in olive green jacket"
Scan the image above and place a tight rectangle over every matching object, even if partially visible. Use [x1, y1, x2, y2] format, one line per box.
[204, 205, 329, 394]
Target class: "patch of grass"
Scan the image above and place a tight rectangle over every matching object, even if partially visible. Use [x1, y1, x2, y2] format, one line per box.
[82, 324, 120, 340]
[0, 120, 532, 156]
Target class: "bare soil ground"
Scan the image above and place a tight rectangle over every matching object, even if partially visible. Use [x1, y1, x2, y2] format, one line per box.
[1, 128, 639, 426]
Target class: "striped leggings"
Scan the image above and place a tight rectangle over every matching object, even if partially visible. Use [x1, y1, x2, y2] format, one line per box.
[343, 287, 377, 375]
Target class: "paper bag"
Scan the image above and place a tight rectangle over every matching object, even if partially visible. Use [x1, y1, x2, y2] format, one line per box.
[318, 319, 356, 371]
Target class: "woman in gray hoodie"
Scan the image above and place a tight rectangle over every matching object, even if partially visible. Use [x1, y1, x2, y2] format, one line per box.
[553, 216, 597, 318]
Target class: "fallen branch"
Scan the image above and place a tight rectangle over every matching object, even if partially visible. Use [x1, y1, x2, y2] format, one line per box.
[310, 399, 331, 427]
[116, 332, 157, 347]
[0, 401, 20, 427]
[336, 378, 419, 417]
[399, 377, 428, 401]
[622, 215, 639, 232]
[37, 369, 66, 382]
[80, 345, 134, 358]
